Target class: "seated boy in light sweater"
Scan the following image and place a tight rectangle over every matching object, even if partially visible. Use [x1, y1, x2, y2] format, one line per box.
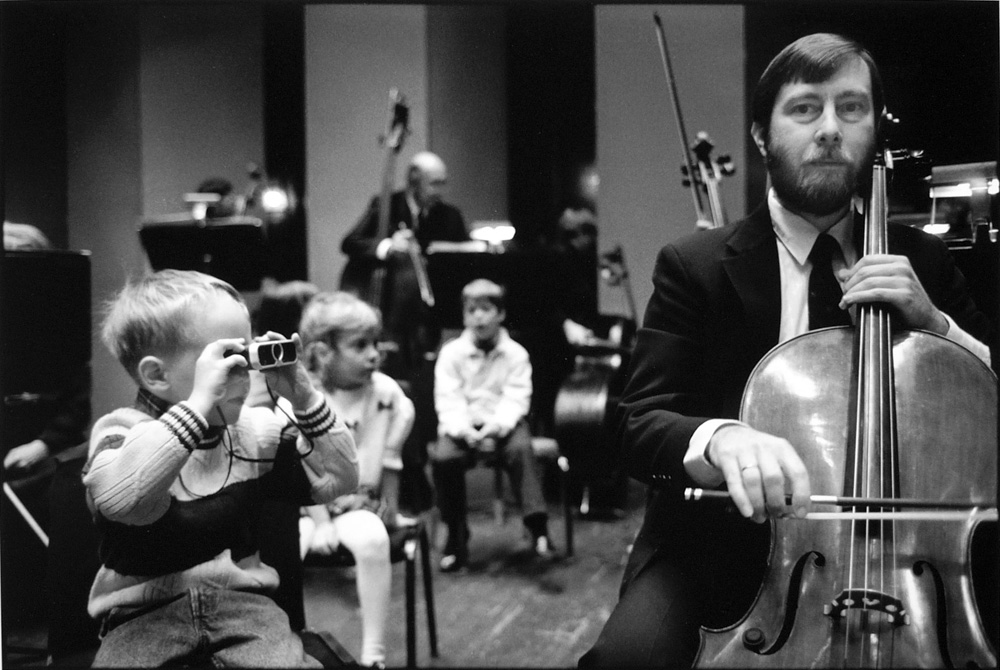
[83, 269, 358, 667]
[431, 279, 553, 573]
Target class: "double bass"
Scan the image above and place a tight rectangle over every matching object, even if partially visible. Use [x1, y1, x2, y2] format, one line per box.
[340, 90, 435, 372]
[693, 136, 998, 667]
[553, 245, 638, 514]
[340, 89, 411, 311]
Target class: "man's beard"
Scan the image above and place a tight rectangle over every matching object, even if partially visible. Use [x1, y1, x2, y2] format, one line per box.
[766, 140, 874, 217]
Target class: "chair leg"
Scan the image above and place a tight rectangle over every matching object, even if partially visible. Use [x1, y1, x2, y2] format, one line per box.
[418, 527, 439, 657]
[492, 465, 505, 525]
[404, 538, 417, 668]
[558, 456, 574, 557]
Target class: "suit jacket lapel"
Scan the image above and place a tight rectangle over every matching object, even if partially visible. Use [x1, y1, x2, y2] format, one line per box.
[722, 206, 781, 349]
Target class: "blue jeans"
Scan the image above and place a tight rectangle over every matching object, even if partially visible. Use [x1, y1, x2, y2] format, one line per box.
[93, 588, 322, 668]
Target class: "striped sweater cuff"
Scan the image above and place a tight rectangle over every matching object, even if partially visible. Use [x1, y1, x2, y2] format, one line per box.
[294, 396, 336, 439]
[161, 402, 209, 452]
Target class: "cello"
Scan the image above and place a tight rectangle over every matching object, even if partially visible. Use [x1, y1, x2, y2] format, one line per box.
[693, 136, 998, 667]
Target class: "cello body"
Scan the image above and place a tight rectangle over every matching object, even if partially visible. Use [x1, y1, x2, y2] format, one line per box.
[697, 326, 997, 668]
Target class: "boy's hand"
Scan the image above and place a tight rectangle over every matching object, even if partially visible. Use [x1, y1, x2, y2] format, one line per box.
[471, 422, 504, 442]
[256, 332, 321, 410]
[189, 338, 249, 419]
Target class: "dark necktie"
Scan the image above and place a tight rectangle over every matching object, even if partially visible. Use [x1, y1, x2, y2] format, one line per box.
[808, 233, 850, 330]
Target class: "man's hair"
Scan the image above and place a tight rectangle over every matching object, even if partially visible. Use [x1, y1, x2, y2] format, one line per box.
[461, 278, 506, 311]
[101, 269, 244, 381]
[299, 291, 381, 348]
[751, 33, 884, 141]
[406, 151, 446, 187]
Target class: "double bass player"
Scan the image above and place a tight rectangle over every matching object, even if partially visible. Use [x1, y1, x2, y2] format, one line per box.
[580, 33, 993, 667]
[342, 150, 470, 513]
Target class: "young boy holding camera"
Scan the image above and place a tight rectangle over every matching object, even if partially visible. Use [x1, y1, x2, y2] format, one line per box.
[83, 269, 358, 668]
[297, 291, 415, 669]
[431, 278, 552, 573]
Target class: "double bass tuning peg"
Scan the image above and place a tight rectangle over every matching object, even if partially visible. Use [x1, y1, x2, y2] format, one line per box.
[716, 155, 736, 176]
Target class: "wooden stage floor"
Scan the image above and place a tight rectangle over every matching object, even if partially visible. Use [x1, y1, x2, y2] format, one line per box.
[5, 469, 645, 668]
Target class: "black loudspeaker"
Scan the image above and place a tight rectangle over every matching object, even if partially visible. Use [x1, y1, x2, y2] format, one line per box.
[139, 215, 266, 291]
[1, 250, 93, 632]
[1, 250, 92, 412]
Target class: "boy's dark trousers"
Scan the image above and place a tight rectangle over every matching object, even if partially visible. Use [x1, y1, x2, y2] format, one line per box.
[430, 420, 546, 558]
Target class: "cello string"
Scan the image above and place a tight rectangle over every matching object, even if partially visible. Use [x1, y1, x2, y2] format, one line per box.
[876, 160, 896, 667]
[843, 304, 868, 666]
[879, 306, 892, 666]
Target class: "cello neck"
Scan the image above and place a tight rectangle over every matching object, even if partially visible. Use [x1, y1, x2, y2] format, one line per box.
[851, 153, 898, 507]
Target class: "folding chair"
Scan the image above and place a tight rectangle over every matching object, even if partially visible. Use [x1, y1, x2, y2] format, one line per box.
[304, 520, 439, 668]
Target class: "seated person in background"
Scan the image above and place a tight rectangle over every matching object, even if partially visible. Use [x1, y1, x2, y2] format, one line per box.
[555, 206, 600, 347]
[3, 221, 91, 474]
[297, 291, 415, 669]
[196, 176, 240, 219]
[82, 269, 358, 667]
[431, 279, 553, 573]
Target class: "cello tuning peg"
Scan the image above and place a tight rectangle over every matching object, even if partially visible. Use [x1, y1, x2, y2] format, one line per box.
[682, 179, 692, 188]
[680, 165, 690, 176]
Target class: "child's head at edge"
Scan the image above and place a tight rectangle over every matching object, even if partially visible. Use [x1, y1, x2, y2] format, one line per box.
[300, 291, 382, 391]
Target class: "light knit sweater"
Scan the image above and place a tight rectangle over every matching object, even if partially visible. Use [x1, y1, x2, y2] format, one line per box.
[82, 389, 357, 618]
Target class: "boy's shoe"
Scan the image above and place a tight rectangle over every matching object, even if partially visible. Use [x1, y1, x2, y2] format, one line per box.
[533, 534, 556, 559]
[439, 553, 467, 573]
[440, 524, 469, 572]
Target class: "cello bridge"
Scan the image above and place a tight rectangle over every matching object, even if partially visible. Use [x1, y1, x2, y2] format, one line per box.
[822, 589, 910, 626]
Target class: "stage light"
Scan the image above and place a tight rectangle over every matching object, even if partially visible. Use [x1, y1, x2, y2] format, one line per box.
[469, 221, 516, 251]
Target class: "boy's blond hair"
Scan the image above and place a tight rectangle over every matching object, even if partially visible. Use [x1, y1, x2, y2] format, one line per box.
[299, 291, 381, 348]
[102, 269, 245, 381]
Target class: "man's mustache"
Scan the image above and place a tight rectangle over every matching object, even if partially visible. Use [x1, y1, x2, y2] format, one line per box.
[805, 148, 850, 164]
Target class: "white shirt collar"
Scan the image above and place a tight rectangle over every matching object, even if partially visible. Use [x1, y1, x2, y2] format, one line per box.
[768, 189, 858, 266]
[405, 192, 421, 222]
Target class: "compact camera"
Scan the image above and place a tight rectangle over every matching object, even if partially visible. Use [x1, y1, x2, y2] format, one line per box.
[229, 339, 297, 370]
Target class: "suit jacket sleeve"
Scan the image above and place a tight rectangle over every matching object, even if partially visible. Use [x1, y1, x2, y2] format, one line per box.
[341, 195, 385, 259]
[615, 243, 720, 491]
[897, 225, 992, 346]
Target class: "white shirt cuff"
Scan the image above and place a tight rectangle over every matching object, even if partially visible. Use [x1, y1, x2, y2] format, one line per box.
[375, 237, 393, 260]
[941, 313, 991, 367]
[683, 419, 746, 488]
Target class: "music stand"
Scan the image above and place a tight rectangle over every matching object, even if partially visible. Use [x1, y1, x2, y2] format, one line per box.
[138, 215, 266, 291]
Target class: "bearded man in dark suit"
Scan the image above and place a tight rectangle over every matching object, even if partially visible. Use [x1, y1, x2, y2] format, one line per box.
[581, 33, 992, 667]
